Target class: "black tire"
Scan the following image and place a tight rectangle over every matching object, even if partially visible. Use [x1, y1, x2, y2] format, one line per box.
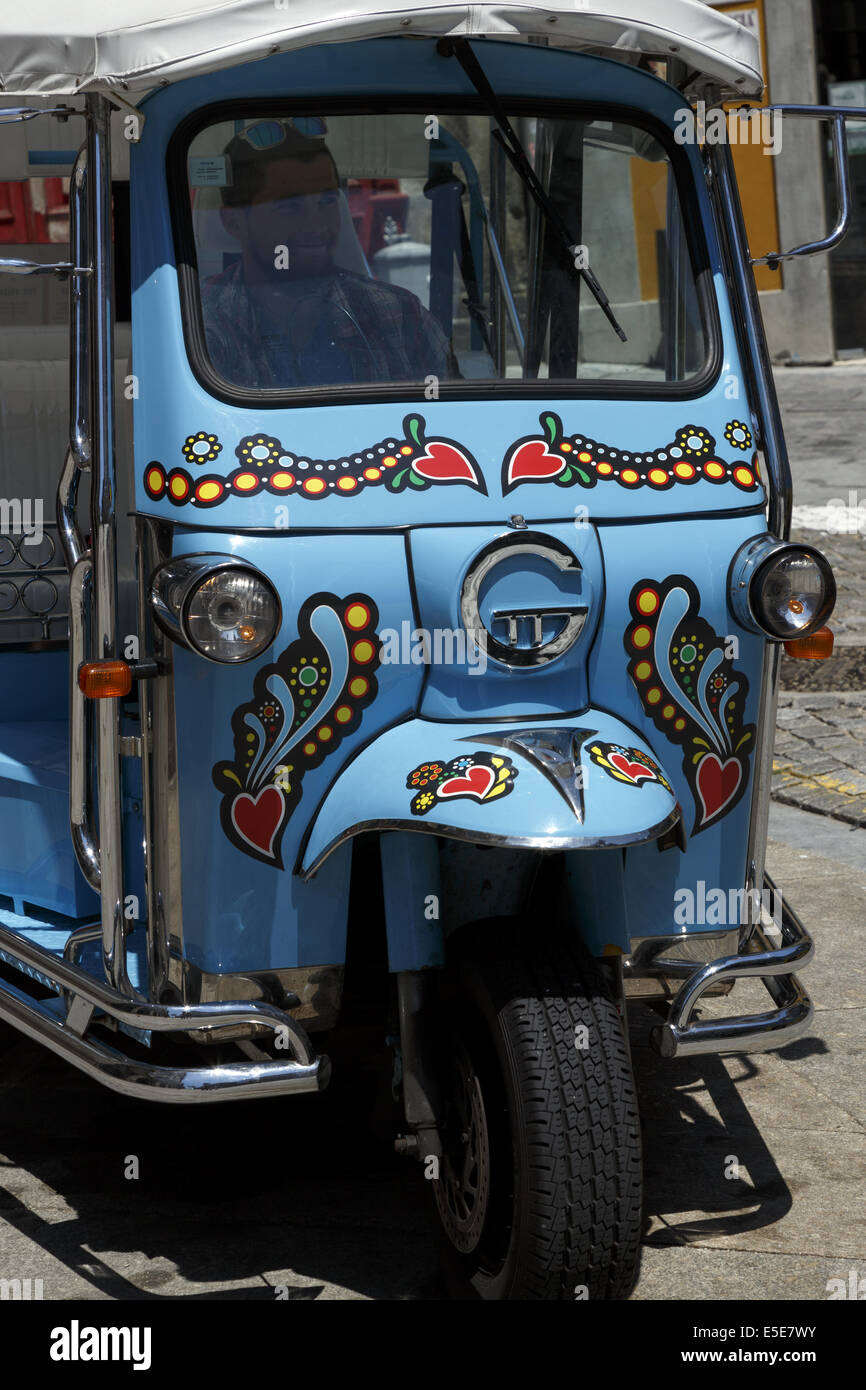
[430, 916, 642, 1300]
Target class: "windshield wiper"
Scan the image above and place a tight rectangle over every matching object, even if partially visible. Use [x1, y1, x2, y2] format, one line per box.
[441, 38, 628, 344]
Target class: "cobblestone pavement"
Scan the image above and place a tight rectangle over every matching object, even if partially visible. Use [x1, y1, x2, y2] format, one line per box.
[773, 692, 866, 828]
[773, 367, 866, 827]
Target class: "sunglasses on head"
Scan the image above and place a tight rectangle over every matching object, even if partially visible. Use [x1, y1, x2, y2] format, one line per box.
[237, 117, 328, 150]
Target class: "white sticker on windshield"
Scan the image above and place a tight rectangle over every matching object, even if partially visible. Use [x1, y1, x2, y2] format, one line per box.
[189, 156, 229, 187]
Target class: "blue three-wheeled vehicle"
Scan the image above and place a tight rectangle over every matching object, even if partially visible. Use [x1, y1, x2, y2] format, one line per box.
[0, 0, 858, 1298]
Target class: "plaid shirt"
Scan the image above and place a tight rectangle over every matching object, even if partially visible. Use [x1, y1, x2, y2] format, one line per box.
[200, 261, 452, 389]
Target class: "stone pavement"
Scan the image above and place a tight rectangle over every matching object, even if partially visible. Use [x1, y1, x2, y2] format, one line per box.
[773, 692, 866, 828]
[772, 366, 866, 829]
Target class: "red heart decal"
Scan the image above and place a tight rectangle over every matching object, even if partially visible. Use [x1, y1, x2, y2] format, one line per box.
[696, 754, 742, 825]
[609, 752, 657, 784]
[437, 764, 495, 801]
[412, 440, 481, 488]
[231, 785, 286, 859]
[504, 438, 565, 491]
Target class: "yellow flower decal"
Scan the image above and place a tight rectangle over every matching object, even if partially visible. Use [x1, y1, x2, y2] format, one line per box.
[724, 420, 752, 451]
[673, 425, 713, 460]
[182, 431, 222, 465]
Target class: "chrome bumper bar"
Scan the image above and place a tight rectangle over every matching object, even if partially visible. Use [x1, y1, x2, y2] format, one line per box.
[635, 877, 814, 1059]
[0, 920, 329, 1103]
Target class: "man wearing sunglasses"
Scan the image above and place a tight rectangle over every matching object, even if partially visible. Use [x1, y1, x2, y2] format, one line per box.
[199, 121, 454, 390]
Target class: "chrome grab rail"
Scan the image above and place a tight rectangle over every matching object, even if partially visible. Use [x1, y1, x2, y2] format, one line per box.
[61, 143, 101, 893]
[68, 146, 92, 480]
[0, 919, 327, 1103]
[750, 105, 866, 268]
[0, 259, 90, 277]
[707, 140, 792, 540]
[706, 139, 791, 923]
[0, 110, 89, 278]
[0, 106, 79, 123]
[69, 557, 101, 891]
[86, 93, 130, 996]
[650, 875, 813, 1059]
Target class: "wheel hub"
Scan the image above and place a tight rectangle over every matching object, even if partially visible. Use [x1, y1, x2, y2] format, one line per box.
[433, 1043, 491, 1253]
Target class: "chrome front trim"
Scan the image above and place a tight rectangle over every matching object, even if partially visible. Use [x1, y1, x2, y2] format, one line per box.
[0, 918, 327, 1103]
[0, 978, 326, 1103]
[463, 725, 600, 821]
[650, 875, 813, 1058]
[624, 930, 739, 999]
[459, 531, 586, 668]
[302, 808, 682, 879]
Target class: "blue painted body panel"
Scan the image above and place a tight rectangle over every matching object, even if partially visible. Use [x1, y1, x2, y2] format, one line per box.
[112, 38, 773, 978]
[0, 652, 99, 918]
[409, 522, 601, 718]
[170, 528, 421, 972]
[301, 709, 679, 876]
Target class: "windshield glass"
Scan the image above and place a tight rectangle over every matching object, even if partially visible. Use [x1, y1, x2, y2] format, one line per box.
[181, 110, 711, 395]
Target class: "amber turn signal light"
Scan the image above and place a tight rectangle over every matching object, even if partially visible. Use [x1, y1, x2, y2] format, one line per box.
[783, 626, 834, 660]
[78, 660, 133, 698]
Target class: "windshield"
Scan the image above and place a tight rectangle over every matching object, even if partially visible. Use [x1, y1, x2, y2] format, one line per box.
[180, 109, 712, 397]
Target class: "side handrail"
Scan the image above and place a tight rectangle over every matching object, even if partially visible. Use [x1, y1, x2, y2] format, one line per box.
[69, 557, 100, 891]
[751, 104, 866, 268]
[0, 106, 78, 123]
[86, 92, 130, 996]
[60, 143, 100, 893]
[706, 139, 790, 938]
[58, 144, 91, 572]
[0, 259, 90, 277]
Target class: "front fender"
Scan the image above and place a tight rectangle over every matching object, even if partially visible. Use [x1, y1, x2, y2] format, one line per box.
[299, 711, 681, 876]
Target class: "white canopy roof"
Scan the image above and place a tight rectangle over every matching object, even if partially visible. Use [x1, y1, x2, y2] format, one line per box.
[0, 1, 763, 99]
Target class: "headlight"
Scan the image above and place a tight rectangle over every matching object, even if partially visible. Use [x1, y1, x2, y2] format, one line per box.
[729, 536, 835, 639]
[150, 554, 280, 662]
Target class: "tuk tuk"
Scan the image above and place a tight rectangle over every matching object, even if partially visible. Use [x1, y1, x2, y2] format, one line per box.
[0, 0, 856, 1300]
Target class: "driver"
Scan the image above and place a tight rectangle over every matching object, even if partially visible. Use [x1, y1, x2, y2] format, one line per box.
[200, 120, 454, 389]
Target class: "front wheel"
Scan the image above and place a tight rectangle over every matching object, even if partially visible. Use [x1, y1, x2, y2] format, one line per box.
[431, 917, 642, 1300]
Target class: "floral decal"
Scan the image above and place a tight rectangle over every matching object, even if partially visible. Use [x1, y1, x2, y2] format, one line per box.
[501, 413, 761, 495]
[213, 593, 380, 867]
[406, 752, 518, 816]
[586, 741, 673, 792]
[144, 415, 485, 509]
[236, 434, 284, 470]
[624, 577, 755, 835]
[724, 420, 753, 451]
[181, 431, 222, 465]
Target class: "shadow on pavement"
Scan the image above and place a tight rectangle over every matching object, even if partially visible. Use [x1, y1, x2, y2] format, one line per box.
[630, 1003, 794, 1248]
[0, 1000, 804, 1299]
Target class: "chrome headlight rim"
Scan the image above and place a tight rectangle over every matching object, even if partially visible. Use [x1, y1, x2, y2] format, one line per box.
[729, 535, 836, 641]
[150, 553, 281, 664]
